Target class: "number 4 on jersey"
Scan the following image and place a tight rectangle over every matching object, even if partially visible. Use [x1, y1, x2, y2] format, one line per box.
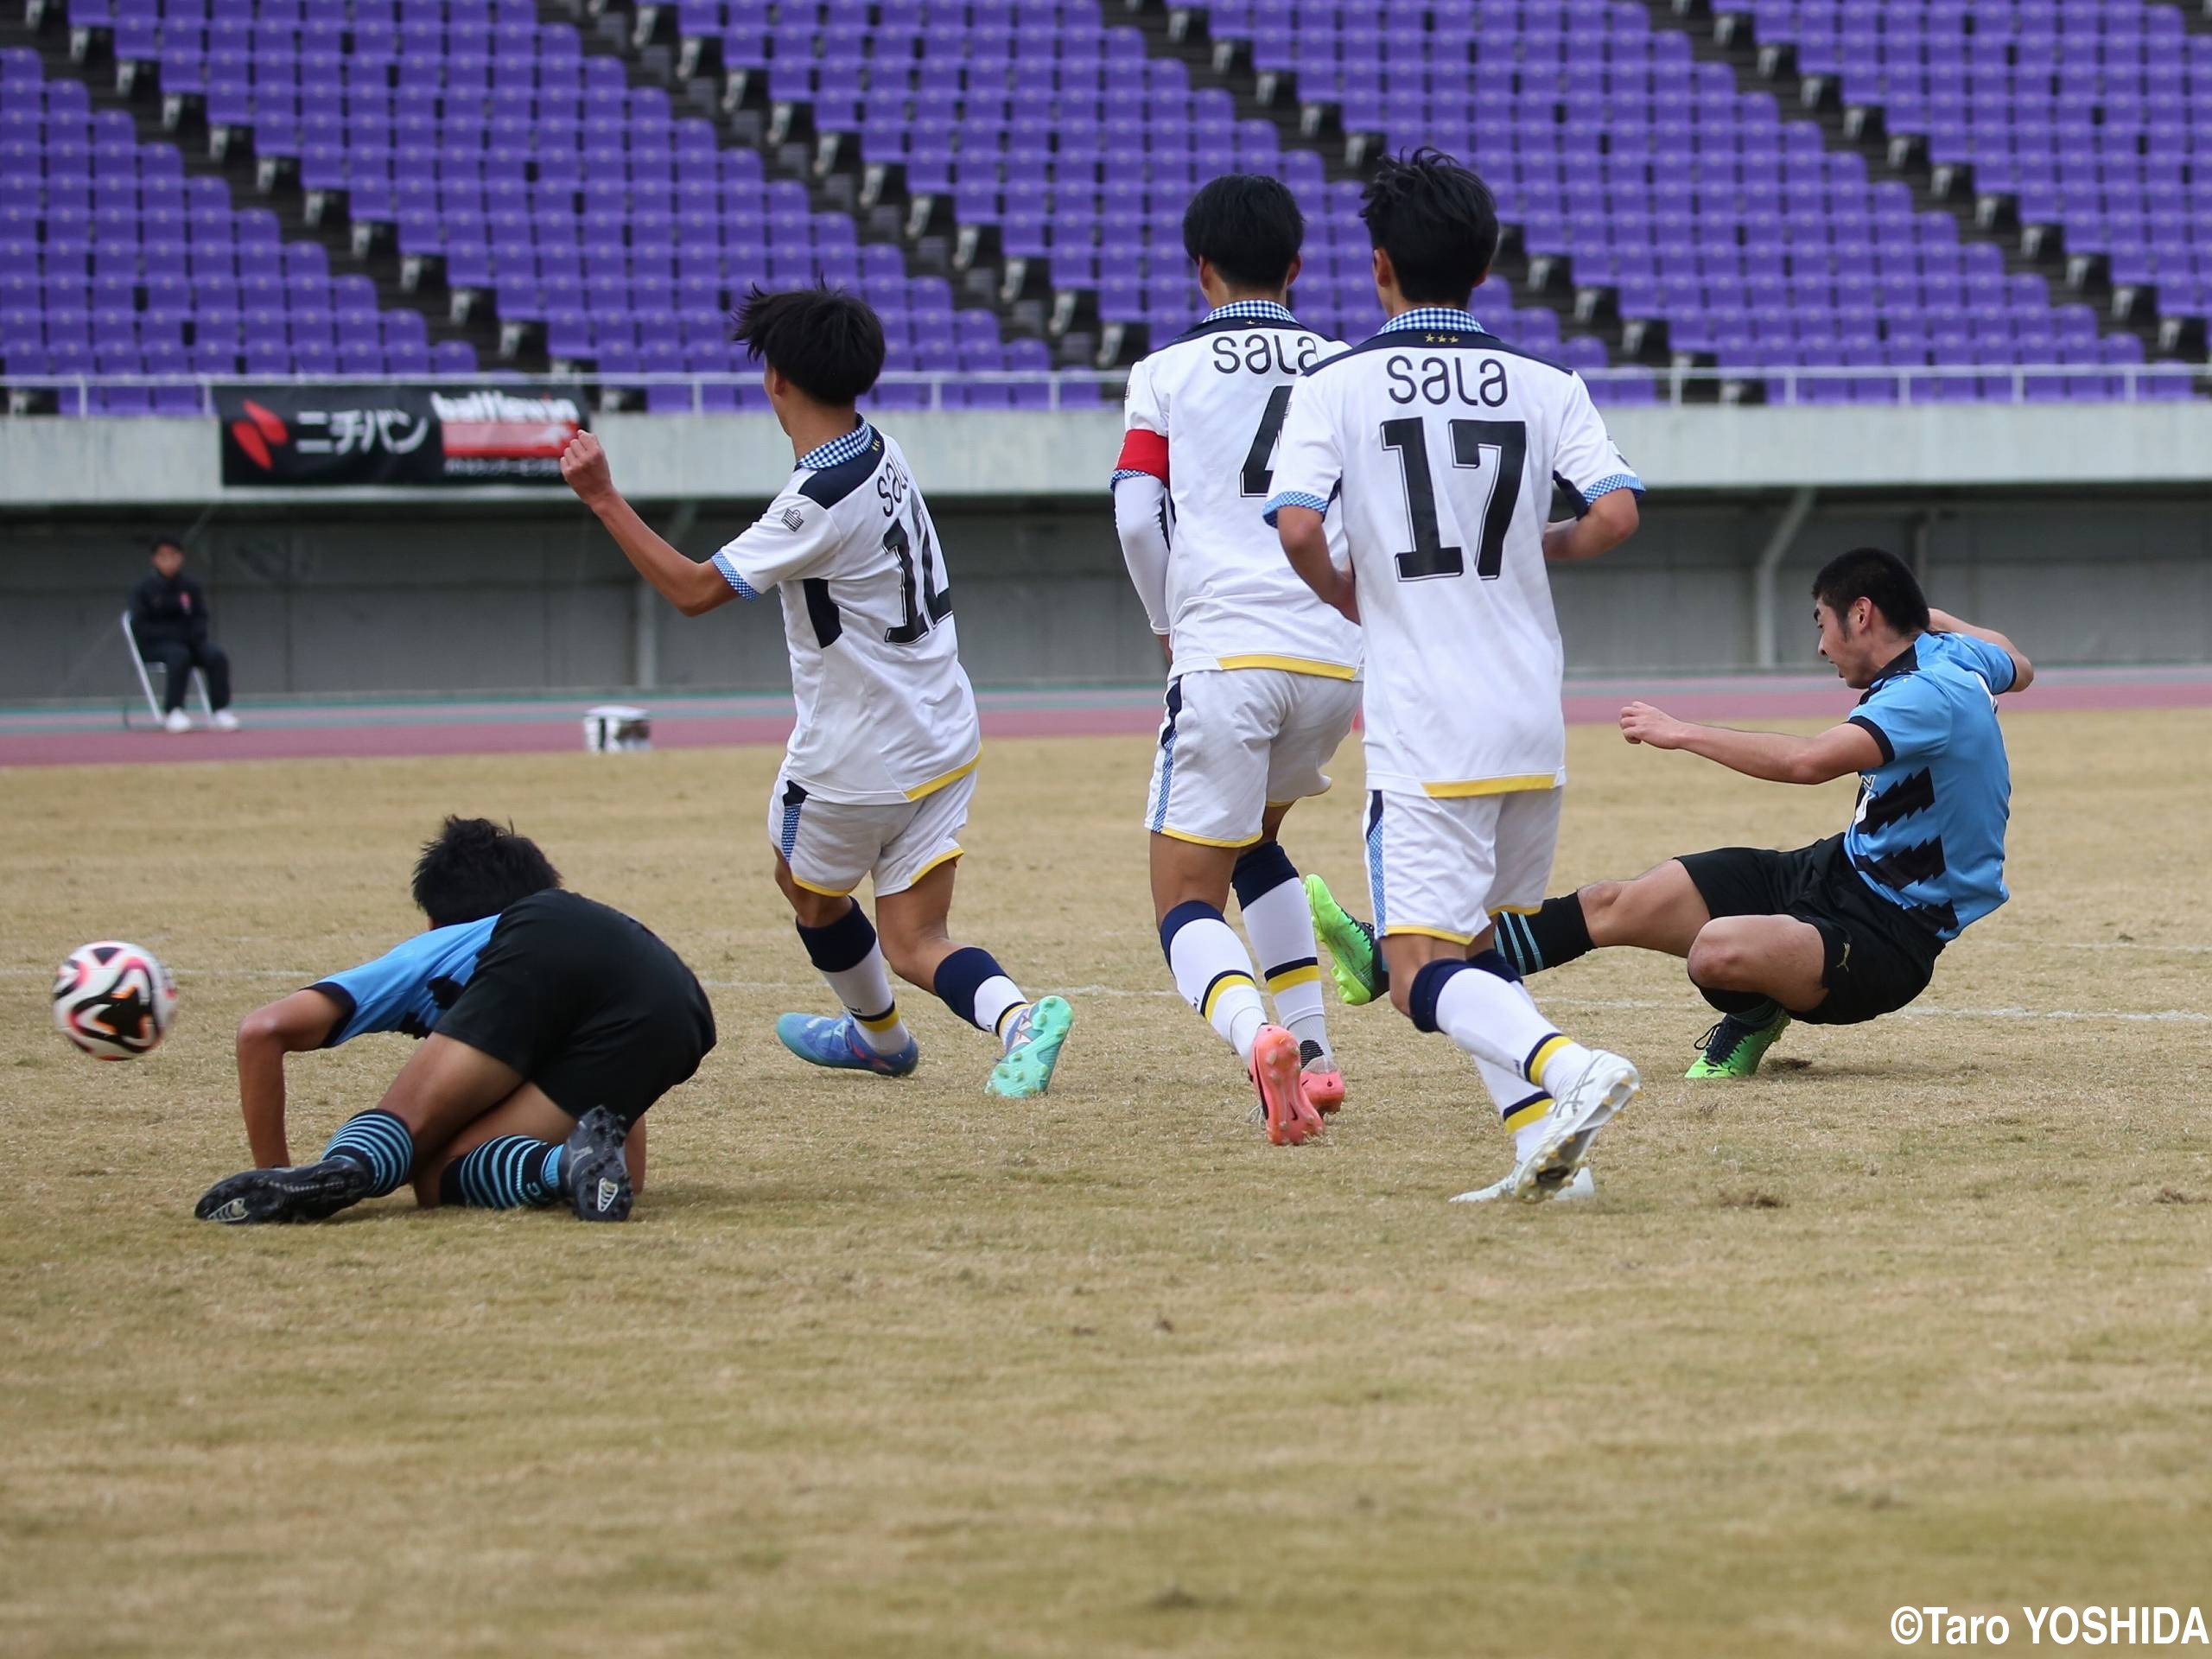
[1240, 385, 1296, 497]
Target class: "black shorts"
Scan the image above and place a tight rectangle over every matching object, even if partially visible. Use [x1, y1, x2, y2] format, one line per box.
[1678, 834, 1944, 1026]
[436, 891, 716, 1124]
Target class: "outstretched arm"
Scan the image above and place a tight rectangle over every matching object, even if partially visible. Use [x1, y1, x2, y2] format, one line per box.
[235, 988, 346, 1167]
[1276, 505, 1357, 623]
[560, 432, 734, 618]
[1620, 702, 1884, 785]
[1928, 608, 2034, 693]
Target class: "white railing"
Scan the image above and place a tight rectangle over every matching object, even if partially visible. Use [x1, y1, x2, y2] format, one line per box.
[1, 362, 2204, 415]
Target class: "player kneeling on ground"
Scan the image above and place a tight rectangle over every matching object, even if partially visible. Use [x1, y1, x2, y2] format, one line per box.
[1308, 548, 2031, 1077]
[1112, 174, 1361, 1147]
[558, 285, 1071, 1096]
[196, 817, 716, 1225]
[1266, 149, 1646, 1204]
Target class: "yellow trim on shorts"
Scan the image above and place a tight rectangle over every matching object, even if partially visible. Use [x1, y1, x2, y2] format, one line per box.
[1155, 824, 1264, 849]
[1200, 971, 1257, 1021]
[1265, 963, 1321, 994]
[1421, 773, 1559, 798]
[905, 752, 981, 801]
[1501, 1096, 1553, 1133]
[906, 846, 963, 886]
[790, 874, 858, 898]
[1217, 654, 1358, 680]
[1382, 925, 1477, 945]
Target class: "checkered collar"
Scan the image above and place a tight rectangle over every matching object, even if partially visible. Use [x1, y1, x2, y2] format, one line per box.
[1202, 299, 1299, 326]
[798, 419, 873, 472]
[1380, 307, 1489, 335]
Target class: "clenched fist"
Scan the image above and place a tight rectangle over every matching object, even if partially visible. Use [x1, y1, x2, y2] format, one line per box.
[1619, 700, 1688, 749]
[560, 430, 614, 506]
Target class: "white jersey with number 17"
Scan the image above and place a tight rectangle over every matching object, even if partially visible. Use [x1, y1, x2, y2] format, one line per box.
[1265, 315, 1642, 798]
[710, 421, 981, 807]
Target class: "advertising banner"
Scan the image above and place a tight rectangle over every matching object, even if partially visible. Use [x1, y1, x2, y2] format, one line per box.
[217, 384, 586, 486]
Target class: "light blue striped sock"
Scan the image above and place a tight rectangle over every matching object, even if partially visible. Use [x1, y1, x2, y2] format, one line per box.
[448, 1136, 564, 1210]
[320, 1109, 415, 1198]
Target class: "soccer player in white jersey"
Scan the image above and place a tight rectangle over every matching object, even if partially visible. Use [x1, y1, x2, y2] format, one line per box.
[558, 285, 1072, 1097]
[1265, 150, 1646, 1202]
[1112, 175, 1360, 1147]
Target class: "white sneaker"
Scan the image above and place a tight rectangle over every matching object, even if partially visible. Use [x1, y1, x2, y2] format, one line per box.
[212, 709, 239, 731]
[1451, 1166, 1596, 1205]
[1513, 1051, 1639, 1201]
[162, 709, 192, 734]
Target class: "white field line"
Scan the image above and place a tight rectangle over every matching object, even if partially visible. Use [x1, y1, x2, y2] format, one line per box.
[6, 969, 2204, 1025]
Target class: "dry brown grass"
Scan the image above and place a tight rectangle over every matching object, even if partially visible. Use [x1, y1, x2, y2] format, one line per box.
[3, 709, 2209, 1657]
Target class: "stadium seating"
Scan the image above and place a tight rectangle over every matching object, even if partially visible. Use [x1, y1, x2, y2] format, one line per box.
[1201, 0, 2183, 402]
[9, 0, 2202, 411]
[0, 48, 464, 412]
[689, 0, 1598, 383]
[1707, 0, 2212, 346]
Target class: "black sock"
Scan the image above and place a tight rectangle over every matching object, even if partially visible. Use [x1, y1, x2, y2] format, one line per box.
[1699, 987, 1783, 1024]
[1494, 895, 1594, 976]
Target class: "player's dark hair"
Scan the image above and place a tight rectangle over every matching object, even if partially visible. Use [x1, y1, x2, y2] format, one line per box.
[1812, 547, 1931, 636]
[411, 817, 562, 928]
[1182, 174, 1305, 291]
[1359, 148, 1499, 308]
[149, 536, 183, 556]
[732, 283, 886, 405]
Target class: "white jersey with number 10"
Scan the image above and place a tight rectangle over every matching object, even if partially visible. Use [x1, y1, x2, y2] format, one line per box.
[1267, 321, 1643, 798]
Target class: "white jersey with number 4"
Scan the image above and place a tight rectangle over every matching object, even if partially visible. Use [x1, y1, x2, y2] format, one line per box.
[1265, 312, 1643, 798]
[1117, 307, 1361, 678]
[711, 421, 981, 806]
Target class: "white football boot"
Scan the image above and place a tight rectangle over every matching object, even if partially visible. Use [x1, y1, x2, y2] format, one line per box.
[1512, 1050, 1639, 1201]
[1451, 1166, 1595, 1205]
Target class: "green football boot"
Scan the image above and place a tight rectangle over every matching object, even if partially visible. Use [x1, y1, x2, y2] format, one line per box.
[1304, 874, 1388, 1007]
[987, 995, 1074, 1098]
[1685, 1008, 1792, 1078]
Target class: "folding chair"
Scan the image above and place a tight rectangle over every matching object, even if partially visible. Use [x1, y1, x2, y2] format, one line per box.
[120, 610, 215, 729]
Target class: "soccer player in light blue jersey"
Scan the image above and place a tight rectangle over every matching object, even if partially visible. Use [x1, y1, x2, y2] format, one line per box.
[196, 817, 715, 1224]
[1307, 547, 2032, 1079]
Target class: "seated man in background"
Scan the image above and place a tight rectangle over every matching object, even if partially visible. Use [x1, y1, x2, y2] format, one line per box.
[196, 817, 717, 1225]
[130, 537, 238, 733]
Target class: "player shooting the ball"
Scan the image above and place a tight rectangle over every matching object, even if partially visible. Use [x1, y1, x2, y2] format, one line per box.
[1306, 548, 2032, 1077]
[195, 817, 716, 1224]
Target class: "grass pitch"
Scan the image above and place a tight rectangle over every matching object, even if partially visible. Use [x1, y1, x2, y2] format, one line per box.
[3, 709, 2209, 1658]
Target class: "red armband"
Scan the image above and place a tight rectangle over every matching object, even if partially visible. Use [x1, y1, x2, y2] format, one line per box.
[1114, 428, 1169, 483]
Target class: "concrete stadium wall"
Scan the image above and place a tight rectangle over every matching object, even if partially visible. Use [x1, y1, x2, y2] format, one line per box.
[4, 487, 2208, 702]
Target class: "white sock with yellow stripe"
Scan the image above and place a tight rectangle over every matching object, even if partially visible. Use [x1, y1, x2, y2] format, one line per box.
[1475, 1056, 1556, 1160]
[1408, 953, 1594, 1098]
[796, 903, 910, 1057]
[1161, 899, 1267, 1063]
[1232, 840, 1331, 1060]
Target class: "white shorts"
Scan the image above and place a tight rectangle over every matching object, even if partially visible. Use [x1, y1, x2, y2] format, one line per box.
[1145, 668, 1361, 849]
[1364, 785, 1563, 944]
[766, 770, 974, 898]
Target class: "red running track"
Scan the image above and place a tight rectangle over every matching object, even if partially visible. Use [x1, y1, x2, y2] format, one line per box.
[2, 669, 2205, 770]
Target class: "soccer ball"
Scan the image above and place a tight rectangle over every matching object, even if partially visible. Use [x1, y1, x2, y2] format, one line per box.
[52, 941, 178, 1060]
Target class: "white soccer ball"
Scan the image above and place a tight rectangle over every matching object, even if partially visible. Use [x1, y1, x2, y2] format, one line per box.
[52, 941, 178, 1060]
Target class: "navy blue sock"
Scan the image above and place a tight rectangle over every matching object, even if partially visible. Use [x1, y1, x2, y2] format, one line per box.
[932, 944, 1027, 1036]
[1230, 839, 1299, 907]
[439, 1137, 565, 1209]
[320, 1109, 413, 1198]
[1494, 896, 1593, 976]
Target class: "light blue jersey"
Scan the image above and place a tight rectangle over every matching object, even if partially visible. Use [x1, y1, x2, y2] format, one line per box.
[1843, 630, 2016, 940]
[308, 917, 499, 1046]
